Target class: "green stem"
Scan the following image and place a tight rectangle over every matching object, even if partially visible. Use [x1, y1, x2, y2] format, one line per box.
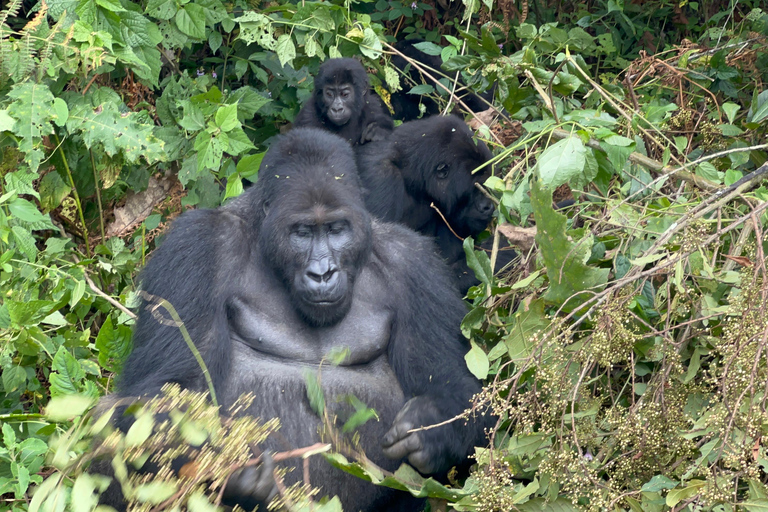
[89, 149, 106, 242]
[53, 132, 91, 258]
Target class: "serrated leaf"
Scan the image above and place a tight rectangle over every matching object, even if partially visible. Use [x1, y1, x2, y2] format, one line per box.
[95, 315, 133, 373]
[7, 82, 57, 172]
[536, 136, 587, 189]
[175, 3, 206, 39]
[225, 127, 254, 155]
[194, 132, 227, 171]
[50, 346, 85, 396]
[275, 34, 296, 67]
[531, 181, 608, 310]
[11, 225, 37, 261]
[67, 100, 165, 164]
[215, 103, 239, 132]
[146, 0, 177, 19]
[2, 366, 26, 393]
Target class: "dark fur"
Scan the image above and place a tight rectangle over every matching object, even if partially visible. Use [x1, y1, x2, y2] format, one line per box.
[391, 39, 494, 121]
[293, 58, 394, 145]
[356, 115, 507, 292]
[116, 128, 485, 511]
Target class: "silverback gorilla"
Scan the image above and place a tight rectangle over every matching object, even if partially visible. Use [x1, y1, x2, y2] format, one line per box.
[355, 115, 500, 292]
[293, 58, 394, 145]
[116, 128, 486, 510]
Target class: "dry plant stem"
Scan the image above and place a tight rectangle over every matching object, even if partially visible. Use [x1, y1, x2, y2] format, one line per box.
[383, 43, 504, 145]
[565, 56, 686, 169]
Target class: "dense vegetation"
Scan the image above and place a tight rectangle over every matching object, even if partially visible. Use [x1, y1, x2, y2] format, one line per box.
[0, 0, 767, 509]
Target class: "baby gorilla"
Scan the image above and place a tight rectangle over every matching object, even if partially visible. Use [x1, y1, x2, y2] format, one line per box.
[113, 128, 486, 511]
[293, 58, 394, 145]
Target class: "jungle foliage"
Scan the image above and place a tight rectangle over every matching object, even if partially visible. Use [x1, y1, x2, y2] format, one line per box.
[0, 0, 768, 509]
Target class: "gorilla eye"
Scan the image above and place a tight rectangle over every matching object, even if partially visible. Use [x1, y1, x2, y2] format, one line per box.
[328, 221, 348, 235]
[294, 225, 313, 238]
[435, 163, 449, 179]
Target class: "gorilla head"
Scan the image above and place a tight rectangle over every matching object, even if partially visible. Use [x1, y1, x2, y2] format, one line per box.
[256, 129, 372, 326]
[313, 58, 367, 127]
[397, 115, 495, 237]
[293, 58, 394, 146]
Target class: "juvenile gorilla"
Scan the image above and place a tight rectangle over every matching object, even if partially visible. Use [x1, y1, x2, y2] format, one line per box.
[356, 115, 503, 292]
[117, 128, 486, 511]
[391, 40, 495, 121]
[293, 58, 394, 145]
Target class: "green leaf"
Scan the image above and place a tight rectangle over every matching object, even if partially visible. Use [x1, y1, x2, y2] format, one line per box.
[505, 299, 549, 361]
[722, 102, 740, 124]
[72, 474, 100, 512]
[209, 30, 223, 53]
[463, 236, 492, 285]
[465, 341, 489, 379]
[536, 136, 587, 189]
[224, 175, 243, 200]
[134, 480, 177, 504]
[412, 41, 443, 55]
[45, 395, 95, 421]
[226, 128, 255, 155]
[275, 34, 296, 67]
[8, 198, 47, 224]
[531, 181, 608, 310]
[744, 499, 768, 511]
[407, 84, 435, 95]
[175, 3, 206, 39]
[7, 82, 57, 172]
[95, 315, 133, 373]
[194, 132, 227, 171]
[215, 103, 239, 132]
[67, 100, 165, 164]
[146, 0, 177, 19]
[748, 89, 768, 124]
[342, 406, 379, 433]
[126, 412, 155, 446]
[39, 171, 71, 211]
[304, 370, 325, 416]
[666, 480, 705, 507]
[236, 152, 264, 179]
[640, 474, 678, 492]
[50, 346, 85, 396]
[2, 366, 26, 393]
[0, 109, 15, 132]
[360, 27, 383, 58]
[11, 226, 38, 261]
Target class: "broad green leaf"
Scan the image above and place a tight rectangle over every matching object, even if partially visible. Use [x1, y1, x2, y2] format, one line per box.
[72, 474, 100, 512]
[360, 27, 383, 58]
[8, 197, 48, 224]
[134, 480, 178, 504]
[194, 132, 227, 171]
[39, 171, 71, 211]
[126, 412, 155, 446]
[146, 0, 177, 19]
[45, 394, 95, 421]
[465, 341, 489, 379]
[463, 237, 492, 285]
[666, 480, 705, 507]
[536, 136, 587, 189]
[7, 82, 57, 172]
[175, 3, 206, 39]
[67, 100, 165, 164]
[641, 474, 678, 492]
[531, 181, 608, 310]
[0, 109, 15, 131]
[413, 41, 443, 55]
[2, 366, 26, 393]
[748, 89, 768, 124]
[225, 127, 254, 155]
[215, 103, 239, 132]
[722, 102, 740, 124]
[407, 84, 435, 95]
[744, 499, 768, 511]
[505, 299, 549, 361]
[236, 152, 265, 179]
[50, 346, 85, 396]
[276, 34, 296, 67]
[95, 315, 133, 373]
[224, 175, 243, 200]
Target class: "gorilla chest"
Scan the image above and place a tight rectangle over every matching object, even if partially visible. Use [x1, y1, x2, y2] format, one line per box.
[227, 292, 392, 364]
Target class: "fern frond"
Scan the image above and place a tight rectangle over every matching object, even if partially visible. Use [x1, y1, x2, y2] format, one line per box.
[0, 0, 23, 33]
[18, 1, 48, 81]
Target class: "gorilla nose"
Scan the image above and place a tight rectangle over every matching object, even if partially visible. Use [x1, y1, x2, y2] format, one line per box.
[306, 268, 337, 284]
[477, 197, 494, 216]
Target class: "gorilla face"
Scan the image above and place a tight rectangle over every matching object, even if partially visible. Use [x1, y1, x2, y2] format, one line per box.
[286, 212, 355, 325]
[322, 84, 355, 126]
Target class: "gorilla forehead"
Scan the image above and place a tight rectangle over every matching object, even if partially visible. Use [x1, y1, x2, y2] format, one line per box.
[316, 58, 369, 88]
[258, 128, 363, 199]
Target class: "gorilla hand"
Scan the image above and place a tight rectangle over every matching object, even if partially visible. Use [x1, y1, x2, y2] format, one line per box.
[223, 451, 278, 505]
[381, 396, 448, 474]
[361, 121, 389, 143]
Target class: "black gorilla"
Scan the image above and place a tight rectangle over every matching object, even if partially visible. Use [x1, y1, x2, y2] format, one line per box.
[356, 115, 503, 292]
[117, 128, 485, 511]
[391, 40, 495, 121]
[293, 58, 394, 145]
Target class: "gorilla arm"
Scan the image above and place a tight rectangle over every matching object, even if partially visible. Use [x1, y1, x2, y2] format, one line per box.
[374, 223, 486, 475]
